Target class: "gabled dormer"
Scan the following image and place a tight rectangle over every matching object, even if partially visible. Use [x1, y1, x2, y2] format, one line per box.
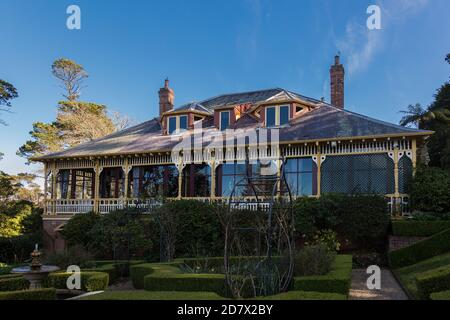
[162, 102, 212, 135]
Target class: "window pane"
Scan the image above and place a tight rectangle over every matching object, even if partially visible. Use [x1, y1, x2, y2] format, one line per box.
[168, 117, 177, 134]
[299, 172, 313, 196]
[266, 107, 275, 127]
[298, 158, 312, 172]
[280, 106, 289, 125]
[220, 111, 230, 131]
[179, 115, 188, 130]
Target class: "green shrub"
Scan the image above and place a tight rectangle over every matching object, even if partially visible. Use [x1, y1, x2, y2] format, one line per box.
[254, 290, 347, 300]
[0, 275, 28, 291]
[0, 234, 41, 264]
[44, 246, 94, 269]
[88, 209, 153, 259]
[389, 228, 450, 268]
[391, 220, 450, 237]
[305, 229, 341, 252]
[154, 200, 223, 258]
[0, 263, 11, 275]
[294, 245, 336, 276]
[45, 271, 109, 291]
[430, 290, 450, 300]
[410, 166, 450, 215]
[293, 255, 352, 295]
[130, 263, 155, 289]
[416, 266, 450, 299]
[61, 211, 100, 248]
[83, 263, 118, 283]
[293, 194, 389, 250]
[80, 290, 227, 300]
[0, 288, 56, 300]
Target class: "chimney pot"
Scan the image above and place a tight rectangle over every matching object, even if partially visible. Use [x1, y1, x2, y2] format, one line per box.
[159, 79, 174, 117]
[330, 55, 345, 109]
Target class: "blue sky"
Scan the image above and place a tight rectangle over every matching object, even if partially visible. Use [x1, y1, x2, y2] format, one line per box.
[0, 0, 449, 176]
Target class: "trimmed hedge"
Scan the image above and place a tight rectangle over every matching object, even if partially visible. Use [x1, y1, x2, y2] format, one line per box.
[430, 290, 450, 300]
[293, 255, 352, 295]
[45, 271, 109, 292]
[0, 275, 28, 291]
[0, 288, 56, 300]
[80, 290, 227, 300]
[254, 290, 347, 300]
[84, 260, 145, 283]
[130, 263, 156, 289]
[391, 220, 450, 237]
[416, 266, 450, 299]
[389, 228, 450, 268]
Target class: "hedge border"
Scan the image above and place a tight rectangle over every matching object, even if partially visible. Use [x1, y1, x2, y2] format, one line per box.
[391, 220, 450, 237]
[44, 271, 109, 292]
[415, 266, 450, 299]
[389, 228, 450, 268]
[0, 288, 56, 300]
[0, 275, 28, 292]
[430, 290, 450, 300]
[293, 255, 352, 296]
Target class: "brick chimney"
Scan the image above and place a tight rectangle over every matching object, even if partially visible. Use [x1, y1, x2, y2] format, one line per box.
[330, 55, 345, 109]
[158, 78, 174, 117]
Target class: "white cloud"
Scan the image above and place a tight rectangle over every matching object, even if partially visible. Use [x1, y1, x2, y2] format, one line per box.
[334, 0, 430, 75]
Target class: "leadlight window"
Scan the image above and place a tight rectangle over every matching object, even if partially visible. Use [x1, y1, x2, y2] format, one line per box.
[321, 154, 395, 195]
[220, 111, 230, 131]
[285, 158, 317, 196]
[182, 164, 211, 197]
[128, 165, 178, 198]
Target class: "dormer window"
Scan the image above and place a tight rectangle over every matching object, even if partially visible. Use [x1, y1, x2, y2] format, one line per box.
[220, 111, 230, 131]
[168, 115, 188, 134]
[266, 105, 290, 127]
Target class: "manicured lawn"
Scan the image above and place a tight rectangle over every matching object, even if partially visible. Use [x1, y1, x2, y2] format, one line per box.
[394, 252, 450, 299]
[80, 290, 227, 300]
[80, 290, 346, 300]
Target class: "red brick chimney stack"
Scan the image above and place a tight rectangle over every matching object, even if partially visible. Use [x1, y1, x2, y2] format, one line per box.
[330, 55, 345, 109]
[159, 78, 174, 117]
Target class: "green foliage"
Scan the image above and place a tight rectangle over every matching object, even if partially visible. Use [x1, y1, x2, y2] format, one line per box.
[389, 228, 450, 268]
[0, 288, 56, 300]
[45, 271, 109, 291]
[60, 212, 100, 248]
[294, 245, 336, 276]
[43, 246, 94, 269]
[87, 209, 153, 259]
[430, 290, 450, 300]
[130, 263, 155, 289]
[305, 229, 340, 252]
[391, 220, 450, 236]
[293, 194, 389, 250]
[416, 266, 450, 299]
[254, 290, 347, 300]
[51, 58, 88, 101]
[394, 252, 450, 299]
[81, 290, 227, 300]
[0, 234, 41, 263]
[410, 166, 450, 215]
[293, 255, 352, 295]
[0, 275, 28, 291]
[155, 200, 223, 258]
[0, 79, 18, 126]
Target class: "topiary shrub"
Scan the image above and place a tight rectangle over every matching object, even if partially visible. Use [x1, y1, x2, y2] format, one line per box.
[0, 275, 28, 291]
[416, 266, 450, 299]
[294, 244, 336, 276]
[0, 288, 56, 300]
[410, 166, 450, 216]
[389, 228, 450, 268]
[45, 271, 109, 291]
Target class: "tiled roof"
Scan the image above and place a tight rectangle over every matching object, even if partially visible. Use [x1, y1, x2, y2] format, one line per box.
[168, 102, 213, 114]
[35, 89, 431, 160]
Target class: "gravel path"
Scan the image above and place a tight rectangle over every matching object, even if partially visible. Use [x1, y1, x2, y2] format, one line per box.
[349, 268, 408, 300]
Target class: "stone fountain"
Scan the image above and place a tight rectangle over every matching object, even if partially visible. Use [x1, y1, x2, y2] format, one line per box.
[11, 244, 60, 289]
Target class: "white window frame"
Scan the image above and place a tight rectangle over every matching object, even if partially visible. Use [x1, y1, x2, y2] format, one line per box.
[219, 110, 231, 131]
[265, 105, 290, 127]
[168, 115, 188, 134]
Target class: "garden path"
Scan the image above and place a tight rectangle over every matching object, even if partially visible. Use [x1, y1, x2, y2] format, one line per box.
[349, 269, 408, 300]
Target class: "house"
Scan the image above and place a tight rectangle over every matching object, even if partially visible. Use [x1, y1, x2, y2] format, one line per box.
[34, 56, 432, 251]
